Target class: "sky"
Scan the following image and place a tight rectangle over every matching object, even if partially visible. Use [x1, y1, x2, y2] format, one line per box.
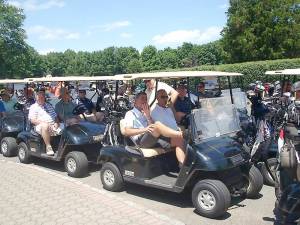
[8, 0, 229, 54]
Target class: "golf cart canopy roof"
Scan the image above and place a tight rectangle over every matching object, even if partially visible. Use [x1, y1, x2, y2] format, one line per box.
[24, 76, 116, 82]
[0, 79, 26, 84]
[265, 68, 300, 76]
[114, 71, 243, 80]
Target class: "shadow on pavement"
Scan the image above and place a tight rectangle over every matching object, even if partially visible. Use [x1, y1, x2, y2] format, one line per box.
[262, 217, 275, 222]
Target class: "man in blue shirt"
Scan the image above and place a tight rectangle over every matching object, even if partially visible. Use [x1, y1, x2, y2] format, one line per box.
[174, 85, 194, 125]
[75, 89, 104, 122]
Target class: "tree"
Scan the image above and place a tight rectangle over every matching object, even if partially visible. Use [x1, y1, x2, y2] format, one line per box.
[141, 45, 161, 71]
[222, 0, 300, 63]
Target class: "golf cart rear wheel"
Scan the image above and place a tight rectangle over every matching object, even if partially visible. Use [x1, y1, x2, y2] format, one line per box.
[101, 162, 124, 192]
[18, 142, 32, 164]
[246, 165, 264, 199]
[192, 179, 231, 219]
[260, 158, 278, 186]
[1, 137, 18, 157]
[64, 151, 88, 178]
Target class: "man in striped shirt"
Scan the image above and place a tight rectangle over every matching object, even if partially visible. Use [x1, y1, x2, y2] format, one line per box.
[28, 89, 63, 156]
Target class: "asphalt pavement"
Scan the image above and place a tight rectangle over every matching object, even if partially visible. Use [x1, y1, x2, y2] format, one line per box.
[0, 154, 276, 225]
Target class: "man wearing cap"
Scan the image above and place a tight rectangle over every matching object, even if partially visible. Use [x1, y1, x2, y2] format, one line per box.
[144, 79, 178, 109]
[75, 89, 104, 122]
[28, 89, 63, 156]
[0, 89, 17, 114]
[55, 88, 80, 126]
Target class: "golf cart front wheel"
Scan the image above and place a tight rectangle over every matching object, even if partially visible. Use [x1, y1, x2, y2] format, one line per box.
[1, 137, 18, 157]
[64, 151, 88, 178]
[246, 165, 264, 198]
[192, 179, 231, 219]
[260, 158, 278, 186]
[18, 142, 32, 164]
[101, 162, 124, 192]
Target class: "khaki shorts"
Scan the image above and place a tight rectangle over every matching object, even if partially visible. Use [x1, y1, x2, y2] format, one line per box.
[35, 123, 64, 136]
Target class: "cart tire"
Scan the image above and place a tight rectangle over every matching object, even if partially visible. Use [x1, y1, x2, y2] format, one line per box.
[260, 158, 278, 186]
[18, 142, 32, 164]
[246, 165, 264, 198]
[192, 179, 231, 219]
[64, 151, 88, 178]
[1, 137, 18, 157]
[101, 162, 124, 192]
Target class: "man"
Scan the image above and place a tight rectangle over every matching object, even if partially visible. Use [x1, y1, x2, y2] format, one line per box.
[0, 99, 5, 117]
[28, 89, 63, 156]
[55, 88, 80, 126]
[75, 89, 104, 122]
[197, 82, 207, 99]
[0, 90, 17, 114]
[144, 79, 178, 108]
[123, 92, 185, 165]
[174, 85, 194, 124]
[150, 89, 186, 165]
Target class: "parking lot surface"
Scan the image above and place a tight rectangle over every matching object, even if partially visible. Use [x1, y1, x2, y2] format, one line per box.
[0, 155, 276, 225]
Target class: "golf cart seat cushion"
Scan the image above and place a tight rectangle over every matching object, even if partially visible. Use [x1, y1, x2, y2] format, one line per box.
[139, 147, 173, 158]
[119, 119, 174, 157]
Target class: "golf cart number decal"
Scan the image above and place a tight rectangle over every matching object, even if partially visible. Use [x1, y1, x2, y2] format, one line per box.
[30, 147, 36, 152]
[92, 135, 102, 142]
[124, 170, 134, 177]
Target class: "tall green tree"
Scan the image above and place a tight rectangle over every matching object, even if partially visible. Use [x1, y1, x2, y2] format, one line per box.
[141, 45, 161, 71]
[222, 0, 300, 63]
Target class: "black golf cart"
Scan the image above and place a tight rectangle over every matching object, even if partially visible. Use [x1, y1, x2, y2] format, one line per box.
[98, 71, 263, 219]
[0, 79, 27, 157]
[16, 76, 114, 177]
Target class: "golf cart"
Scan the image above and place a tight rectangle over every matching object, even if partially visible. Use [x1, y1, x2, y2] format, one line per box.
[0, 79, 27, 157]
[98, 71, 263, 219]
[16, 76, 115, 177]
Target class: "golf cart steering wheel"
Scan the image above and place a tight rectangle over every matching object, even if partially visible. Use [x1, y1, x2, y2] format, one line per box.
[72, 104, 87, 116]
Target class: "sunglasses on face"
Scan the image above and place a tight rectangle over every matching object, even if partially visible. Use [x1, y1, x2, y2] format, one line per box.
[159, 95, 168, 99]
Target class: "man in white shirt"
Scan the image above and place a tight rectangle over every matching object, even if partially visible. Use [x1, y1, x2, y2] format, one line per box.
[28, 89, 63, 156]
[144, 79, 178, 108]
[123, 92, 185, 165]
[151, 89, 185, 164]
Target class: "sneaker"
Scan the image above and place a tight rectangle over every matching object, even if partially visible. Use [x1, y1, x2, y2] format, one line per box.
[46, 146, 54, 156]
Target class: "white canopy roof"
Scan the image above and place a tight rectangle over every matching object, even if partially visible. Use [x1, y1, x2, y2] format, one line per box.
[24, 76, 116, 82]
[265, 68, 300, 75]
[0, 79, 26, 84]
[114, 71, 242, 80]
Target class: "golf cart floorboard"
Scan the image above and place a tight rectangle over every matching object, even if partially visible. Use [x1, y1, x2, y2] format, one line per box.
[144, 172, 178, 188]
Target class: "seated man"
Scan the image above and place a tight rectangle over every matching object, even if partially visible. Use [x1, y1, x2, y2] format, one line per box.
[174, 85, 195, 125]
[75, 89, 104, 122]
[0, 90, 17, 114]
[55, 88, 80, 126]
[0, 99, 5, 117]
[123, 92, 185, 165]
[28, 89, 63, 156]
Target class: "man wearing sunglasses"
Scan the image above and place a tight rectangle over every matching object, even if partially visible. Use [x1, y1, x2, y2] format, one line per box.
[151, 89, 186, 165]
[144, 79, 178, 109]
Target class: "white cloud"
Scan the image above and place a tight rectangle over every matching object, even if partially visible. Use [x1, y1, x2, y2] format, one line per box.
[152, 27, 222, 46]
[27, 25, 80, 40]
[120, 32, 133, 38]
[101, 20, 131, 31]
[219, 3, 229, 9]
[8, 0, 65, 11]
[38, 48, 56, 55]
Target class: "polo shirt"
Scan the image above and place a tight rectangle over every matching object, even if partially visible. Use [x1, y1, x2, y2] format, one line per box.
[3, 99, 17, 113]
[174, 96, 193, 114]
[145, 82, 175, 107]
[28, 102, 57, 124]
[75, 97, 94, 114]
[151, 105, 178, 131]
[55, 100, 77, 121]
[124, 107, 148, 141]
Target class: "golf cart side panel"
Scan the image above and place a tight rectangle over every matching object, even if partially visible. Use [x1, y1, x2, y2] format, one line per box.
[63, 122, 106, 145]
[98, 146, 127, 170]
[16, 131, 32, 144]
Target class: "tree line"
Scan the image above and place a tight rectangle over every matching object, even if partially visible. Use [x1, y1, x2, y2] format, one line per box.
[0, 0, 299, 78]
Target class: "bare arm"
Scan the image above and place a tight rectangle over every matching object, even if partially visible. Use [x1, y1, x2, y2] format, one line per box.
[124, 127, 147, 137]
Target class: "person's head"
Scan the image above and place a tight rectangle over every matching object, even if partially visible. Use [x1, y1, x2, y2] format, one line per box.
[60, 87, 71, 102]
[283, 81, 292, 93]
[177, 85, 187, 98]
[0, 90, 11, 102]
[197, 82, 205, 93]
[78, 89, 86, 99]
[156, 89, 168, 107]
[134, 92, 147, 109]
[36, 88, 46, 105]
[143, 79, 155, 90]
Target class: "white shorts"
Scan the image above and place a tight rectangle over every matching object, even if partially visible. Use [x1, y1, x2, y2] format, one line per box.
[35, 123, 64, 136]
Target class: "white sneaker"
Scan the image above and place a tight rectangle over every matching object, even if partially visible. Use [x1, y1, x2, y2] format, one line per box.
[46, 146, 54, 156]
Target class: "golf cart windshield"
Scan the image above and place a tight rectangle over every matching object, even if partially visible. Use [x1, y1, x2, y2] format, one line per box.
[191, 101, 241, 140]
[222, 90, 247, 110]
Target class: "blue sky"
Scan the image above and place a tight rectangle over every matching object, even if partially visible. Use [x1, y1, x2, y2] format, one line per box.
[8, 0, 229, 54]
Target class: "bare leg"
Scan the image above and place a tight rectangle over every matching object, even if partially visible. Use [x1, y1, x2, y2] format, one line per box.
[152, 121, 182, 138]
[170, 137, 186, 164]
[40, 123, 51, 146]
